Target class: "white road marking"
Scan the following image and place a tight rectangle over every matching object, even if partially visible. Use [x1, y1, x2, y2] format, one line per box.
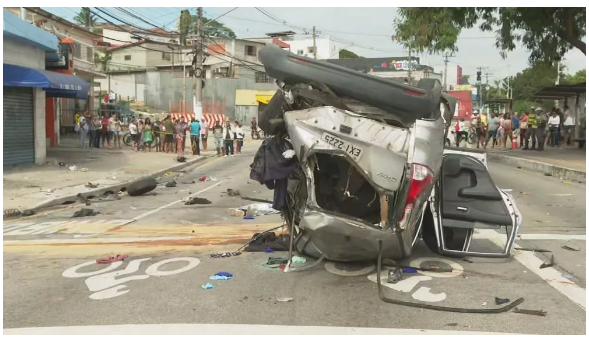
[2, 324, 514, 335]
[3, 219, 133, 236]
[547, 193, 573, 196]
[478, 229, 586, 310]
[130, 180, 225, 222]
[518, 234, 586, 241]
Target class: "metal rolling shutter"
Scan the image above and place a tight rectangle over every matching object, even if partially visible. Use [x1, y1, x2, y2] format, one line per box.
[3, 87, 35, 165]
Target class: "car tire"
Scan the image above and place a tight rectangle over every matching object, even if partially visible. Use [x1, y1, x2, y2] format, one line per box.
[127, 177, 157, 196]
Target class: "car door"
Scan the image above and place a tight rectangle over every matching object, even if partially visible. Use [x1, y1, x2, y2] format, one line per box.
[425, 148, 522, 258]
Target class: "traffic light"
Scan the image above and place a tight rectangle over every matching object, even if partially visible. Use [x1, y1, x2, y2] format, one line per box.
[476, 71, 482, 82]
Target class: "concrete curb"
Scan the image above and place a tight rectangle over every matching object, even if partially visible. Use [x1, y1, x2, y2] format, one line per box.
[30, 154, 216, 211]
[487, 153, 586, 184]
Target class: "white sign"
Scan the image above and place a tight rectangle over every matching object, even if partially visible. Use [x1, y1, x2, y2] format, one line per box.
[3, 219, 133, 236]
[62, 257, 200, 300]
[367, 257, 464, 303]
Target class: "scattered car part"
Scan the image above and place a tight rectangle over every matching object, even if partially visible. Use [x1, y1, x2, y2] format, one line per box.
[540, 255, 555, 269]
[495, 297, 511, 305]
[72, 208, 100, 218]
[376, 241, 524, 313]
[165, 181, 177, 188]
[127, 177, 157, 196]
[76, 193, 91, 206]
[513, 308, 547, 317]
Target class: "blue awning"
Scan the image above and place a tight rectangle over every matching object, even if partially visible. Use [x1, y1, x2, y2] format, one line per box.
[3, 63, 90, 99]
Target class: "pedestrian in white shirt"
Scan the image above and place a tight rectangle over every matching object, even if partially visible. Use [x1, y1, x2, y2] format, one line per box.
[234, 122, 245, 154]
[563, 105, 575, 146]
[128, 118, 139, 151]
[548, 110, 561, 147]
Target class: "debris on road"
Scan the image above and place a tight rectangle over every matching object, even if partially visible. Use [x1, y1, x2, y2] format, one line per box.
[243, 216, 255, 220]
[201, 283, 215, 290]
[240, 196, 273, 204]
[199, 176, 217, 182]
[77, 193, 91, 206]
[210, 275, 232, 280]
[46, 189, 53, 195]
[165, 181, 177, 187]
[85, 182, 99, 188]
[127, 177, 158, 196]
[277, 297, 294, 303]
[539, 255, 554, 269]
[184, 196, 212, 205]
[282, 149, 296, 159]
[265, 247, 274, 253]
[387, 267, 403, 284]
[402, 267, 417, 273]
[292, 256, 306, 264]
[495, 297, 511, 305]
[513, 308, 547, 317]
[263, 257, 289, 269]
[3, 209, 22, 218]
[210, 252, 241, 258]
[80, 167, 89, 172]
[68, 165, 77, 171]
[226, 188, 241, 196]
[481, 302, 487, 306]
[176, 156, 187, 163]
[96, 254, 128, 264]
[21, 210, 35, 217]
[562, 245, 580, 251]
[230, 203, 280, 217]
[72, 208, 100, 218]
[215, 272, 233, 278]
[243, 231, 289, 253]
[519, 192, 531, 195]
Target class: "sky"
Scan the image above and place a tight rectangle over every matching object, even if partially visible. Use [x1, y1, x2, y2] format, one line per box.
[44, 7, 587, 86]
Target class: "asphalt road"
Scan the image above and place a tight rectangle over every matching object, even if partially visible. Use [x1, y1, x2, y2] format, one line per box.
[3, 142, 586, 334]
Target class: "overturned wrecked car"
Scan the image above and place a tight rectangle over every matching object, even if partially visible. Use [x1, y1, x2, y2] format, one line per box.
[250, 45, 522, 266]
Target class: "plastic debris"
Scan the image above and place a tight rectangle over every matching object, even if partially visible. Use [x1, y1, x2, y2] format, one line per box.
[80, 168, 89, 172]
[185, 197, 212, 205]
[201, 283, 215, 290]
[539, 255, 554, 269]
[262, 257, 289, 269]
[96, 254, 128, 264]
[165, 181, 177, 187]
[387, 267, 403, 284]
[264, 247, 274, 253]
[282, 149, 296, 159]
[46, 189, 54, 195]
[292, 256, 307, 264]
[68, 165, 77, 171]
[495, 297, 511, 305]
[277, 297, 294, 302]
[210, 275, 232, 280]
[226, 188, 241, 196]
[243, 216, 255, 220]
[215, 272, 233, 278]
[199, 176, 218, 182]
[210, 252, 241, 258]
[402, 267, 417, 273]
[481, 302, 487, 306]
[235, 203, 280, 217]
[513, 308, 547, 316]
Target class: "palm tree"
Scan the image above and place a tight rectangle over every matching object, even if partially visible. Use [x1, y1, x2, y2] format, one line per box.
[94, 51, 112, 72]
[74, 8, 96, 29]
[178, 10, 192, 46]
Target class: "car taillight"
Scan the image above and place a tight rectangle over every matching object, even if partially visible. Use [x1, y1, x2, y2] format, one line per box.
[399, 163, 434, 229]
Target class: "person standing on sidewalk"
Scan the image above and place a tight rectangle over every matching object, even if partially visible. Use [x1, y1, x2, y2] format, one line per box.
[79, 115, 89, 148]
[163, 116, 174, 153]
[212, 121, 224, 157]
[200, 118, 209, 151]
[93, 116, 102, 148]
[519, 111, 529, 148]
[189, 118, 201, 156]
[143, 118, 154, 152]
[563, 107, 575, 146]
[180, 117, 188, 153]
[223, 120, 236, 157]
[512, 111, 520, 147]
[174, 118, 185, 154]
[501, 113, 513, 148]
[525, 108, 539, 150]
[153, 117, 161, 152]
[548, 110, 561, 147]
[88, 115, 96, 149]
[101, 113, 110, 149]
[234, 122, 245, 154]
[484, 113, 499, 149]
[129, 118, 139, 151]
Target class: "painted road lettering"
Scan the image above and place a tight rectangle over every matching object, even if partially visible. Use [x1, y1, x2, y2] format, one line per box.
[3, 219, 132, 236]
[62, 257, 200, 300]
[367, 257, 464, 303]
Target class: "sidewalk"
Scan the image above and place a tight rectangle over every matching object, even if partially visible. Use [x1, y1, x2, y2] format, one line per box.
[3, 137, 212, 211]
[486, 146, 586, 183]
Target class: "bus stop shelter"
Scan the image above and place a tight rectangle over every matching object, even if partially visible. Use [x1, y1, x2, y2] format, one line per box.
[533, 82, 586, 148]
[485, 98, 513, 115]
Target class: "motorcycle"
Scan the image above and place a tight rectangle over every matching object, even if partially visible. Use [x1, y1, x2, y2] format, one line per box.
[252, 45, 522, 264]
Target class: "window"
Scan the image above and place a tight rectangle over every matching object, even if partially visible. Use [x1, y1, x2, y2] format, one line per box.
[162, 52, 171, 61]
[87, 47, 94, 63]
[297, 49, 304, 55]
[73, 42, 82, 59]
[307, 46, 315, 54]
[245, 45, 257, 56]
[255, 71, 271, 83]
[124, 55, 132, 61]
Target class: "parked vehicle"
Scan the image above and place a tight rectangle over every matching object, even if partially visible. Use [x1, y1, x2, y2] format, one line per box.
[252, 45, 522, 265]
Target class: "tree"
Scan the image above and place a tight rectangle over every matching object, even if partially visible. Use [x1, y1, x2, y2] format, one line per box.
[339, 49, 362, 59]
[73, 8, 96, 29]
[563, 69, 586, 84]
[178, 10, 192, 46]
[94, 51, 112, 72]
[185, 15, 236, 38]
[393, 8, 586, 64]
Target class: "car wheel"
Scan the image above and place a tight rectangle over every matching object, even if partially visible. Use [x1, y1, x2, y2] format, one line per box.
[127, 177, 157, 196]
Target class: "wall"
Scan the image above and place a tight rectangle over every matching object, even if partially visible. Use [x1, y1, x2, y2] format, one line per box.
[288, 37, 344, 59]
[110, 46, 148, 69]
[103, 29, 132, 44]
[34, 88, 47, 164]
[3, 39, 46, 69]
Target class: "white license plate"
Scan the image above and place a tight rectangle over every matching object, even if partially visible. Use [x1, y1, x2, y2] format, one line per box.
[322, 133, 363, 160]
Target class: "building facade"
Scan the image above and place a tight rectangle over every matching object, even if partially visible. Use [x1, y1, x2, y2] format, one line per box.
[246, 31, 347, 59]
[4, 9, 89, 165]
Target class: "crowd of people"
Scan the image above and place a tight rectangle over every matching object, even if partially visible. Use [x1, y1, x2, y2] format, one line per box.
[464, 105, 576, 151]
[75, 112, 249, 157]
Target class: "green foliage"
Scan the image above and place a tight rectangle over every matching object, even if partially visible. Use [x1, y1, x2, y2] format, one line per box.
[394, 7, 586, 64]
[339, 49, 362, 59]
[178, 10, 192, 46]
[94, 51, 112, 72]
[185, 15, 237, 39]
[563, 69, 586, 84]
[74, 8, 96, 28]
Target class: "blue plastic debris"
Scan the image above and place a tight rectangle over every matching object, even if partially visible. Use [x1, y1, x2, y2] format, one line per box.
[243, 216, 255, 220]
[215, 272, 233, 277]
[201, 283, 215, 289]
[292, 256, 306, 264]
[210, 275, 231, 280]
[264, 247, 274, 253]
[402, 267, 417, 273]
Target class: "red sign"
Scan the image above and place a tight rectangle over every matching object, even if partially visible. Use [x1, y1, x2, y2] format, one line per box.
[447, 90, 472, 120]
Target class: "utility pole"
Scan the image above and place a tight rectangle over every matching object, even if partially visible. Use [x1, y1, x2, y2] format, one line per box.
[194, 7, 204, 121]
[312, 26, 317, 59]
